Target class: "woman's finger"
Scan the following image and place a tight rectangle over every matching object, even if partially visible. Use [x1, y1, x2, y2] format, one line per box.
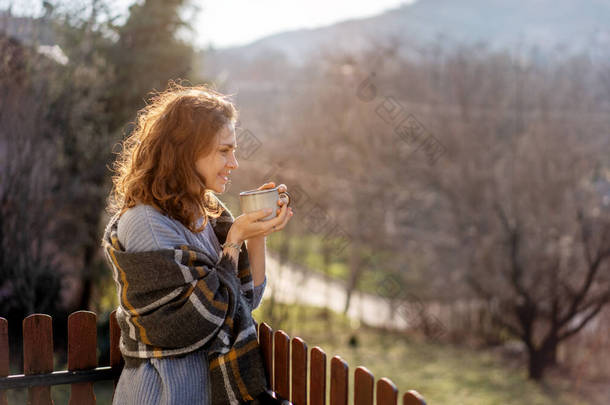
[270, 213, 290, 233]
[248, 207, 273, 222]
[278, 193, 289, 206]
[257, 182, 275, 190]
[276, 207, 293, 229]
[267, 204, 290, 230]
[264, 204, 286, 230]
[277, 183, 287, 193]
[263, 207, 293, 236]
[276, 197, 288, 214]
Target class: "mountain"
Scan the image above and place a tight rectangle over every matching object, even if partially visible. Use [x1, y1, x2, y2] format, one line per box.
[200, 0, 610, 82]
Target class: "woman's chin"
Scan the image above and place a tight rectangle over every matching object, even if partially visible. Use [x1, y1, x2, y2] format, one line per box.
[212, 183, 226, 194]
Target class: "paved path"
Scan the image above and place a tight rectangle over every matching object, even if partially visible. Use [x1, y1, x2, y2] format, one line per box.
[261, 252, 409, 330]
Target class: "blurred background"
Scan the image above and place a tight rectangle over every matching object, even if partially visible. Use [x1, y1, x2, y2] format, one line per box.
[1, 0, 609, 403]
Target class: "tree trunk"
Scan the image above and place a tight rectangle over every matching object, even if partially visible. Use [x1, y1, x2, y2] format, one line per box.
[343, 243, 362, 314]
[527, 339, 558, 380]
[548, 342, 558, 365]
[528, 349, 546, 380]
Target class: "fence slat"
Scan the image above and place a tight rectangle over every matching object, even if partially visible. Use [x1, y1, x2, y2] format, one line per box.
[274, 330, 290, 400]
[403, 390, 427, 405]
[0, 367, 120, 389]
[310, 347, 326, 405]
[109, 310, 123, 389]
[377, 378, 398, 405]
[330, 356, 348, 405]
[23, 314, 54, 405]
[354, 367, 374, 405]
[291, 337, 307, 405]
[68, 311, 97, 405]
[0, 311, 426, 405]
[0, 318, 8, 405]
[258, 323, 273, 391]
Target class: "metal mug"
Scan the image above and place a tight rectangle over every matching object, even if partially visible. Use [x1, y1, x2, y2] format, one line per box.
[239, 186, 291, 221]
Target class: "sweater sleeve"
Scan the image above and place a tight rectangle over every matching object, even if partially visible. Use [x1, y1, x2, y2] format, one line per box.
[118, 204, 265, 312]
[117, 205, 190, 253]
[252, 276, 266, 310]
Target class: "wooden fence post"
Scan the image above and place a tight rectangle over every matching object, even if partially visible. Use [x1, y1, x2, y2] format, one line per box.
[274, 330, 290, 400]
[0, 317, 8, 405]
[0, 314, 427, 405]
[330, 356, 348, 405]
[109, 310, 123, 389]
[377, 378, 398, 405]
[403, 390, 427, 405]
[310, 347, 326, 405]
[68, 311, 97, 405]
[291, 337, 307, 405]
[354, 367, 374, 405]
[258, 323, 273, 391]
[23, 314, 54, 405]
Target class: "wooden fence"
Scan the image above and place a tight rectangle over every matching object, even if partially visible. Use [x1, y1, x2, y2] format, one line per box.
[0, 311, 426, 405]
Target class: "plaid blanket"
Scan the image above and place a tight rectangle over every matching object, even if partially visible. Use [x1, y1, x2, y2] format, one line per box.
[102, 205, 269, 405]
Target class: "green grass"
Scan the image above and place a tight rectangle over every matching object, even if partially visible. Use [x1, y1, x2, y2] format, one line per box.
[253, 301, 593, 405]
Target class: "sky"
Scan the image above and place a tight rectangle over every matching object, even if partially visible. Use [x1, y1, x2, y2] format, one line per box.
[193, 0, 415, 49]
[1, 0, 415, 49]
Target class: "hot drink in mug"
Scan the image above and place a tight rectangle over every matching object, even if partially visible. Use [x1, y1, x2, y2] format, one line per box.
[239, 186, 291, 221]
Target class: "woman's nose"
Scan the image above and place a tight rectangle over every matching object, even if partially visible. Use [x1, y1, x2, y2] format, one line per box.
[228, 153, 239, 169]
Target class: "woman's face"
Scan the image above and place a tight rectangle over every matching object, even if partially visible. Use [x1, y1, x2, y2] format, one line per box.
[195, 122, 238, 193]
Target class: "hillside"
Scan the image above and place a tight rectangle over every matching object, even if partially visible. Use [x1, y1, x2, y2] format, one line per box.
[200, 0, 610, 81]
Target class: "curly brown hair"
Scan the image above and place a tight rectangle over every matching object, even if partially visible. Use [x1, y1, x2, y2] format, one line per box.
[108, 82, 238, 232]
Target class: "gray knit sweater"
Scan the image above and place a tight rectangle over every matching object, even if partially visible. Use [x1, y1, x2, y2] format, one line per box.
[116, 204, 266, 309]
[111, 204, 267, 405]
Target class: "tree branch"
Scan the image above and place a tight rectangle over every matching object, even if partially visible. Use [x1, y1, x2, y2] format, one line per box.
[559, 213, 610, 327]
[494, 202, 532, 305]
[558, 301, 606, 342]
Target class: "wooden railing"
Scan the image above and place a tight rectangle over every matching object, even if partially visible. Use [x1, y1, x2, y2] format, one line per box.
[0, 311, 426, 405]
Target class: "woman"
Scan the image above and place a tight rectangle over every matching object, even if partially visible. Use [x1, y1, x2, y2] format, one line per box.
[102, 83, 293, 405]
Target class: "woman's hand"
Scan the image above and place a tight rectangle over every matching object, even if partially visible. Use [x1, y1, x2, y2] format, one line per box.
[226, 182, 293, 244]
[257, 182, 290, 217]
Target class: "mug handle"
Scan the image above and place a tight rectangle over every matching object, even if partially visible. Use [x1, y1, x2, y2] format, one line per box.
[279, 191, 291, 207]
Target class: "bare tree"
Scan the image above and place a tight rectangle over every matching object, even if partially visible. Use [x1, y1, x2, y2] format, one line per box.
[216, 32, 610, 381]
[417, 49, 610, 379]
